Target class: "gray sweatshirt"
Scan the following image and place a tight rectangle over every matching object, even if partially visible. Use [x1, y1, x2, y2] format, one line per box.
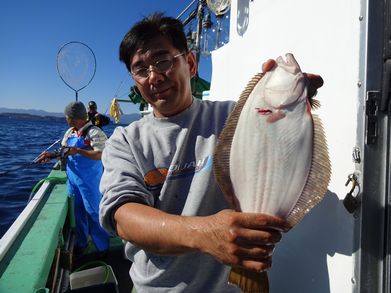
[99, 98, 241, 292]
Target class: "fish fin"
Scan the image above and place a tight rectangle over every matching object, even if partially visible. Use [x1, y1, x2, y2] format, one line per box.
[213, 72, 265, 209]
[286, 114, 331, 225]
[229, 267, 269, 293]
[310, 98, 321, 110]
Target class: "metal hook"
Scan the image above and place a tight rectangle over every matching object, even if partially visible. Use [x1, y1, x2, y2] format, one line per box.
[345, 173, 360, 196]
[343, 173, 362, 215]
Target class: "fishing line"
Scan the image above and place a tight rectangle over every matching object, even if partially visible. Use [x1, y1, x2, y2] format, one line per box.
[103, 72, 130, 115]
[118, 91, 132, 98]
[113, 72, 129, 99]
[0, 162, 38, 177]
[32, 138, 62, 163]
[0, 138, 62, 177]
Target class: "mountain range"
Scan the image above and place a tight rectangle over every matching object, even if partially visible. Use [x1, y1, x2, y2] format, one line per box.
[0, 107, 141, 124]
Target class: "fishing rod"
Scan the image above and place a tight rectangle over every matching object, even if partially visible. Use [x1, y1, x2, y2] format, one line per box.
[32, 138, 62, 163]
[0, 138, 62, 177]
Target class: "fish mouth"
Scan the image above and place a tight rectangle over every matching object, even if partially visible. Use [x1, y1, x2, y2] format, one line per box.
[256, 108, 272, 115]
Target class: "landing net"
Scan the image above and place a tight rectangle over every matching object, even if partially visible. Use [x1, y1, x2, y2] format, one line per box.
[56, 41, 96, 101]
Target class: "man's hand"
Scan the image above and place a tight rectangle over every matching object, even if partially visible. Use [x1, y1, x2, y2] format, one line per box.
[36, 151, 54, 164]
[114, 203, 290, 271]
[66, 146, 79, 156]
[196, 210, 290, 272]
[114, 203, 289, 273]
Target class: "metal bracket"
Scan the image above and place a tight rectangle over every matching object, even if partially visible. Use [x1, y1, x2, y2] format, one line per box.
[365, 91, 380, 145]
[352, 146, 361, 164]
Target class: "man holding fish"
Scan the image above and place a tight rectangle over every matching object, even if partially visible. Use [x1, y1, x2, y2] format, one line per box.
[99, 13, 323, 293]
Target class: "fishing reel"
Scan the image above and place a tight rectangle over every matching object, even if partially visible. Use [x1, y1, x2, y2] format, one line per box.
[51, 146, 71, 159]
[51, 147, 70, 171]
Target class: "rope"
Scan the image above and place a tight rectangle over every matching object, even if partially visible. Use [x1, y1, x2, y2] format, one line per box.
[118, 91, 131, 98]
[104, 72, 129, 115]
[113, 72, 129, 98]
[28, 176, 67, 202]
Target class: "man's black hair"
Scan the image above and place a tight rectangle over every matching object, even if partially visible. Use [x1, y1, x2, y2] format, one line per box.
[119, 12, 188, 72]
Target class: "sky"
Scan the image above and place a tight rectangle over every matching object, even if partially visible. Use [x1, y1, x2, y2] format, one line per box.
[0, 0, 213, 114]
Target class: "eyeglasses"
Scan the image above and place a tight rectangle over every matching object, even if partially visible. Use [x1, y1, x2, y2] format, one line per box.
[130, 52, 186, 80]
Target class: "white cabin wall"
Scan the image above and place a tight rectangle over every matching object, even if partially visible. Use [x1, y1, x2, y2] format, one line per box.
[208, 0, 365, 292]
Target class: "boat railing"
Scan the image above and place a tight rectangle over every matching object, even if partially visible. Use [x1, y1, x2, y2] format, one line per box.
[0, 162, 66, 262]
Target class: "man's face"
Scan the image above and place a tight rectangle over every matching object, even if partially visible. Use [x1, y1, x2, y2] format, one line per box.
[66, 116, 85, 129]
[65, 116, 76, 127]
[130, 36, 197, 118]
[88, 106, 97, 113]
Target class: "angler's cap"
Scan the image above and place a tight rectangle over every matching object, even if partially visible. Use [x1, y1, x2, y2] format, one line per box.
[88, 100, 97, 108]
[64, 101, 87, 120]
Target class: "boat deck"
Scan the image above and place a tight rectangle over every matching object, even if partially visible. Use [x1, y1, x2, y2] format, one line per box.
[72, 240, 133, 292]
[0, 166, 134, 292]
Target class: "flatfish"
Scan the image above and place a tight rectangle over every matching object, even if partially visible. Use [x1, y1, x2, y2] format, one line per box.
[213, 53, 331, 293]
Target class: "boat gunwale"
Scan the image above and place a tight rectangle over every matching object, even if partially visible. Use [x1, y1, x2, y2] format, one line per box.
[0, 180, 52, 262]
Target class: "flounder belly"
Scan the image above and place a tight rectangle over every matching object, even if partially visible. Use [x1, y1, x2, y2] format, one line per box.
[229, 80, 313, 217]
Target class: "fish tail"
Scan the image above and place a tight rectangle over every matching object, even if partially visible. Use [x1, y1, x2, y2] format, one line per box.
[228, 267, 269, 293]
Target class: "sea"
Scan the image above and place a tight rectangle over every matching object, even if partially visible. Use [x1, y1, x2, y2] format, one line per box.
[0, 117, 120, 238]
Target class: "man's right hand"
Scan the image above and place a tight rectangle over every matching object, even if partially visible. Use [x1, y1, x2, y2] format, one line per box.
[114, 203, 290, 272]
[196, 209, 290, 272]
[36, 151, 54, 164]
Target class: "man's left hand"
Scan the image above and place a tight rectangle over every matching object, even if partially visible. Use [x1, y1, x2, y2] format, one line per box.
[66, 146, 79, 156]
